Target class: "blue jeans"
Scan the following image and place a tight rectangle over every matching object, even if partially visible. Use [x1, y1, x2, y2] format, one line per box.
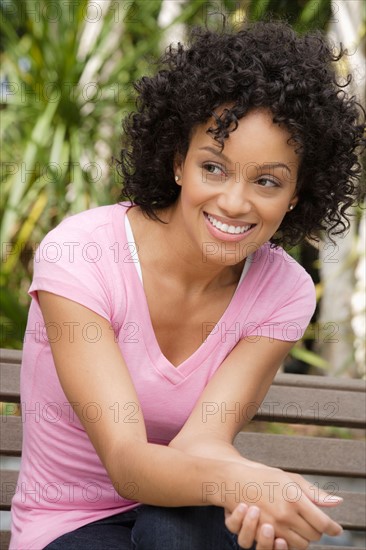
[43, 505, 254, 549]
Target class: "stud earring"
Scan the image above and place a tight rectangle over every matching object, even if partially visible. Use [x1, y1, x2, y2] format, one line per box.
[175, 175, 180, 182]
[288, 204, 294, 211]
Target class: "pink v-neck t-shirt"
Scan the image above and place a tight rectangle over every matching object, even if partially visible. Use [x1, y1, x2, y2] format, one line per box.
[10, 203, 316, 549]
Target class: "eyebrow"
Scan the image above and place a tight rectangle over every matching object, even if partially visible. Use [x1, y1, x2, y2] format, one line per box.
[199, 146, 291, 174]
[199, 146, 231, 164]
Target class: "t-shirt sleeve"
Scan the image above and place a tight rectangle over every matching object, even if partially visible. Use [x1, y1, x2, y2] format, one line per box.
[29, 220, 113, 322]
[246, 265, 316, 342]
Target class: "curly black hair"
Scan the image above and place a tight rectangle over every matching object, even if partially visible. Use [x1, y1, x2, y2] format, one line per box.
[118, 20, 365, 247]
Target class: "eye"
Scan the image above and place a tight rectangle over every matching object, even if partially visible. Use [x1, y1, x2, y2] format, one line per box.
[257, 177, 280, 188]
[203, 163, 225, 177]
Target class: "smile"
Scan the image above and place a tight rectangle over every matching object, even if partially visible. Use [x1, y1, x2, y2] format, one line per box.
[206, 214, 253, 234]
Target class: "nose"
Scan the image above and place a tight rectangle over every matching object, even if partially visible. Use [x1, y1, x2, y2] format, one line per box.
[216, 180, 253, 216]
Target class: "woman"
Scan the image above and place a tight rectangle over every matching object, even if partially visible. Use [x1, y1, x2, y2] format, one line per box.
[10, 20, 365, 550]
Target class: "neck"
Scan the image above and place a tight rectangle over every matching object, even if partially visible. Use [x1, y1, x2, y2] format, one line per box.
[129, 205, 244, 295]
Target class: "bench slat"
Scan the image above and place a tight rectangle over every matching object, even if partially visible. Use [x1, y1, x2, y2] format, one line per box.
[0, 531, 11, 550]
[1, 350, 365, 426]
[2, 415, 365, 474]
[1, 353, 365, 427]
[274, 372, 366, 392]
[0, 349, 22, 364]
[258, 385, 366, 427]
[258, 386, 366, 429]
[323, 491, 366, 530]
[0, 417, 22, 455]
[234, 432, 366, 477]
[0, 470, 18, 509]
[1, 469, 364, 530]
[0, 363, 21, 403]
[1, 369, 365, 427]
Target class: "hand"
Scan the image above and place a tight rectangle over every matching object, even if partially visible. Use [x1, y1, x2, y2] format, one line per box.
[218, 461, 343, 549]
[242, 461, 343, 510]
[289, 471, 343, 508]
[225, 503, 288, 549]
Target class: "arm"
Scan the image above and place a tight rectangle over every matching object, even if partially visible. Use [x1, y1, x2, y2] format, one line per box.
[39, 290, 290, 550]
[39, 292, 340, 548]
[169, 334, 284, 460]
[38, 291, 231, 507]
[169, 335, 343, 547]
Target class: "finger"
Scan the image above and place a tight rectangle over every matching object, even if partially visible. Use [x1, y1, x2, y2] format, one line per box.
[294, 475, 343, 507]
[287, 477, 343, 537]
[236, 506, 260, 549]
[282, 530, 309, 550]
[255, 523, 276, 550]
[298, 497, 343, 537]
[310, 489, 343, 507]
[225, 503, 248, 534]
[274, 538, 288, 550]
[286, 514, 322, 542]
[318, 495, 344, 508]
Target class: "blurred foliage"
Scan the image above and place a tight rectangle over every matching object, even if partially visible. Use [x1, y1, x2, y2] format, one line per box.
[246, 0, 332, 30]
[242, 420, 364, 440]
[0, 0, 344, 362]
[0, 402, 20, 416]
[1, 0, 221, 347]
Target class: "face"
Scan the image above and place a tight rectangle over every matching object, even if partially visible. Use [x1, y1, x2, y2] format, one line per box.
[174, 108, 299, 265]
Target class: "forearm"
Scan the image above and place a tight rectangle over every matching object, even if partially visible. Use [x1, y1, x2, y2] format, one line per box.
[169, 431, 262, 467]
[105, 435, 342, 545]
[105, 438, 236, 508]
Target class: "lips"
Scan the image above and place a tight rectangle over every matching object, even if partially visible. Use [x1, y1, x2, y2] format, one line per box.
[202, 212, 256, 244]
[205, 212, 254, 235]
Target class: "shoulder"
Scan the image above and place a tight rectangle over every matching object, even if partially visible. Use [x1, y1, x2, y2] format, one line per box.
[32, 202, 133, 278]
[248, 242, 316, 317]
[30, 204, 132, 320]
[252, 242, 313, 288]
[239, 244, 316, 341]
[35, 203, 131, 257]
[45, 203, 129, 239]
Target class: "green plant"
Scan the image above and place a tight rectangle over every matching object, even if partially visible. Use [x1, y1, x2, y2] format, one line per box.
[1, 0, 233, 347]
[2, 0, 360, 371]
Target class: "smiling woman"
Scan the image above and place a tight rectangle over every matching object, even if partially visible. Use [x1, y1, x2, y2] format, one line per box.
[10, 19, 365, 550]
[172, 109, 299, 261]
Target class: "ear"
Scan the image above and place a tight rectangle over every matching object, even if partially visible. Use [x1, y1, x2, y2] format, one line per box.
[288, 194, 299, 211]
[173, 152, 184, 181]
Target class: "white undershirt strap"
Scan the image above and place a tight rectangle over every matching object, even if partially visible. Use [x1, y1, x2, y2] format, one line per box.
[124, 213, 251, 288]
[125, 213, 143, 282]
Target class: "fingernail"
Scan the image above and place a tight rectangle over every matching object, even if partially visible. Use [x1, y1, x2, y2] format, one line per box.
[238, 503, 247, 513]
[262, 524, 274, 537]
[248, 506, 260, 519]
[327, 496, 343, 502]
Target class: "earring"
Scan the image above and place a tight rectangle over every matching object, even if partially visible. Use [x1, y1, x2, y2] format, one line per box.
[175, 175, 180, 182]
[288, 204, 294, 211]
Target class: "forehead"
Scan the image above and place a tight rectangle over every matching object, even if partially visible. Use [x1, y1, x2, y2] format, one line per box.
[189, 108, 300, 167]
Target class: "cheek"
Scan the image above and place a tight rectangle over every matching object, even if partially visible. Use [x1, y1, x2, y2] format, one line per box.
[181, 177, 214, 205]
[262, 201, 289, 225]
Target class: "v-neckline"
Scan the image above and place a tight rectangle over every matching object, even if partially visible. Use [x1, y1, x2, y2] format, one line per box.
[117, 203, 254, 380]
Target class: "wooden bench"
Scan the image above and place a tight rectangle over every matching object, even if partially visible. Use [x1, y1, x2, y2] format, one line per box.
[1, 348, 365, 549]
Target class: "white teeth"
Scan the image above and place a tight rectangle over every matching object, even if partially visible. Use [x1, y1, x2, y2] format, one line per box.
[207, 214, 251, 234]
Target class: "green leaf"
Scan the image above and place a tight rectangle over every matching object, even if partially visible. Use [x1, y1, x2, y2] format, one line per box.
[290, 346, 331, 370]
